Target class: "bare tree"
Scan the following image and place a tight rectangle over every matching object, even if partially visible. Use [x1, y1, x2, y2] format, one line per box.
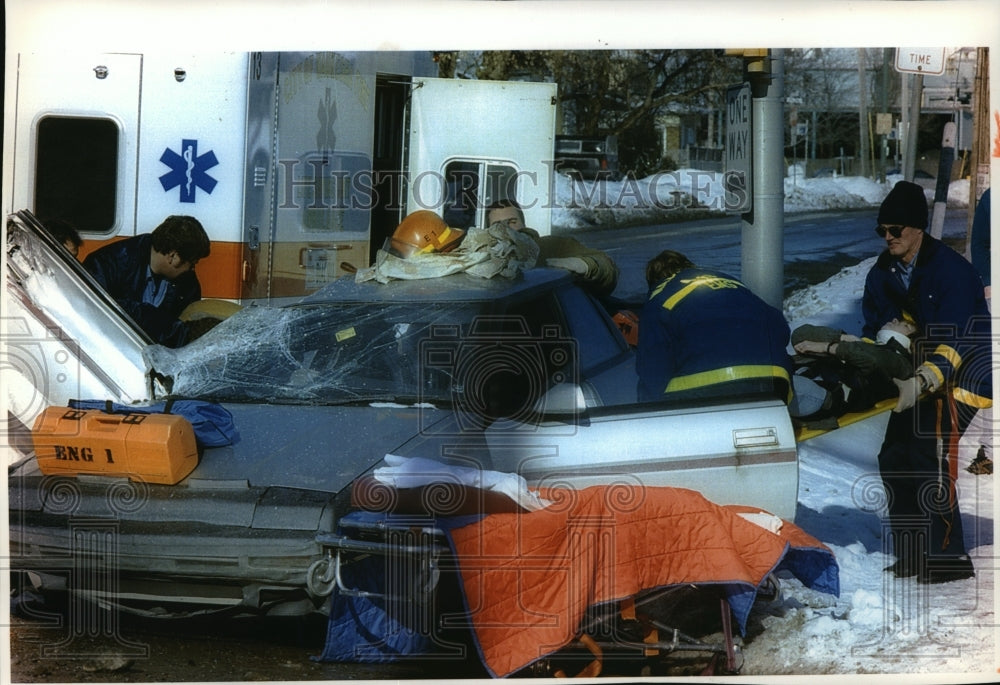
[783, 48, 888, 162]
[457, 49, 740, 175]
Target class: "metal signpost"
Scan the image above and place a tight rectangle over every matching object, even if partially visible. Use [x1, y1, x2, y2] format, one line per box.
[894, 48, 944, 181]
[722, 49, 785, 309]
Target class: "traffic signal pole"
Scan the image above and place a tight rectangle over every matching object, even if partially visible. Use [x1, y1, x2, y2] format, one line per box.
[740, 49, 786, 310]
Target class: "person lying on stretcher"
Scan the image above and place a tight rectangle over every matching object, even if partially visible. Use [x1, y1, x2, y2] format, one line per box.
[788, 318, 917, 425]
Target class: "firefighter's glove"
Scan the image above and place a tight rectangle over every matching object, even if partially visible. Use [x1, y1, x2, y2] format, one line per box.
[892, 366, 938, 413]
[545, 257, 589, 275]
[892, 376, 920, 413]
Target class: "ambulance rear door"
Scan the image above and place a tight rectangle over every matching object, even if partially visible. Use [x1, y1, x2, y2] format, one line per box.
[405, 77, 557, 236]
[8, 53, 141, 239]
[135, 53, 250, 301]
[266, 52, 377, 302]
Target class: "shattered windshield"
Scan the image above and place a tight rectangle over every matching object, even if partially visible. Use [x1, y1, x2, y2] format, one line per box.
[143, 300, 481, 404]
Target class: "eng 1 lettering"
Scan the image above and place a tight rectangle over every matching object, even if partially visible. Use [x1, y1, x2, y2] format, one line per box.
[52, 445, 96, 462]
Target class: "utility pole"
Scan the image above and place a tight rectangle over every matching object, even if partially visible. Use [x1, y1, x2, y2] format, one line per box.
[724, 48, 785, 309]
[858, 49, 870, 179]
[900, 73, 924, 181]
[879, 48, 891, 182]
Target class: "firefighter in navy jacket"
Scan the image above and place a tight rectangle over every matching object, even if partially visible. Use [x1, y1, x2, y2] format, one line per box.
[862, 180, 991, 584]
[84, 215, 211, 348]
[636, 250, 793, 404]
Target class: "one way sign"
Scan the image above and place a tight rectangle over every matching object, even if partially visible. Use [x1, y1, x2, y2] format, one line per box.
[725, 82, 752, 213]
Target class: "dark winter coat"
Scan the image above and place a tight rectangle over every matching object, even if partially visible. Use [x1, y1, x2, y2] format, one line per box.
[791, 323, 913, 380]
[83, 234, 200, 347]
[636, 267, 793, 403]
[970, 187, 990, 288]
[862, 232, 992, 410]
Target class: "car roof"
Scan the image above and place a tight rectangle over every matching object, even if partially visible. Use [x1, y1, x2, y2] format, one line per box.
[296, 267, 573, 306]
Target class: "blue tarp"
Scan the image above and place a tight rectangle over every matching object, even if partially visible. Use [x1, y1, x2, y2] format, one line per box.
[319, 554, 435, 663]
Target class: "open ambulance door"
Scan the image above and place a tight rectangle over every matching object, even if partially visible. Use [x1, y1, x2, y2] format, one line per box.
[402, 77, 558, 240]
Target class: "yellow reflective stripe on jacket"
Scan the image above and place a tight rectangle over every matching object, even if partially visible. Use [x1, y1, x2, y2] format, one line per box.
[649, 274, 676, 300]
[664, 364, 791, 393]
[662, 275, 744, 311]
[932, 343, 962, 369]
[953, 387, 993, 409]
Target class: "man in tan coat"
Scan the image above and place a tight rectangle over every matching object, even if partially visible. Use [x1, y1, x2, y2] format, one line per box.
[487, 199, 619, 297]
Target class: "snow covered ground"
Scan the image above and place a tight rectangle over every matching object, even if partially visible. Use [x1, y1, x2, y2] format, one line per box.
[553, 169, 996, 678]
[551, 166, 972, 231]
[752, 259, 996, 677]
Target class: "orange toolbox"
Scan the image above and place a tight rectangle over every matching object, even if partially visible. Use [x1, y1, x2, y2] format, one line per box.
[31, 406, 199, 485]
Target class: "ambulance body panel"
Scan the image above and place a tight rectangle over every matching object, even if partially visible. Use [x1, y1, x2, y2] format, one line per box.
[6, 51, 557, 304]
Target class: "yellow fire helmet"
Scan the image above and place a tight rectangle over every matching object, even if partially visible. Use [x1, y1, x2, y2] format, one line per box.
[388, 210, 465, 258]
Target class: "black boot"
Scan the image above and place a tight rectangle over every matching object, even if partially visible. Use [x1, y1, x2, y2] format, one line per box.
[917, 556, 975, 584]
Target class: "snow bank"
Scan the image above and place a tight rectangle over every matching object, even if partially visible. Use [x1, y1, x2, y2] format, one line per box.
[743, 253, 996, 678]
[551, 168, 971, 231]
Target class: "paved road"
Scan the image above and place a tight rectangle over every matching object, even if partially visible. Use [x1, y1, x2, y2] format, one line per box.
[574, 207, 971, 302]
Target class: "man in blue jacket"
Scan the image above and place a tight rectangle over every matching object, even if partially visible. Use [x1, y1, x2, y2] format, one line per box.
[863, 180, 991, 584]
[636, 250, 793, 405]
[84, 215, 211, 347]
[969, 186, 990, 301]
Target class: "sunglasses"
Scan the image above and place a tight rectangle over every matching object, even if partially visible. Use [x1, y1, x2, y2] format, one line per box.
[875, 224, 906, 238]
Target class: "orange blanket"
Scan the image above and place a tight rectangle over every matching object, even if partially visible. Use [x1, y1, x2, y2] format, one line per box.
[446, 485, 837, 677]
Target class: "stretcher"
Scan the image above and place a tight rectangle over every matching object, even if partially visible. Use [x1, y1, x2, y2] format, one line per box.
[310, 511, 753, 676]
[311, 485, 839, 678]
[794, 398, 896, 442]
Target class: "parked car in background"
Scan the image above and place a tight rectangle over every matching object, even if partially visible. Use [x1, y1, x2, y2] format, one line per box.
[553, 134, 621, 180]
[7, 209, 797, 618]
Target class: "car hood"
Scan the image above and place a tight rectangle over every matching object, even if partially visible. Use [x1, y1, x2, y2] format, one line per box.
[191, 401, 446, 495]
[5, 210, 452, 499]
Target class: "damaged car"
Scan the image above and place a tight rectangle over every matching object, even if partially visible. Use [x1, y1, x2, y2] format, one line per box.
[6, 210, 827, 674]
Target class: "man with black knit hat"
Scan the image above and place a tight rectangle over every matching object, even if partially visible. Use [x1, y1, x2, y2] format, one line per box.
[862, 180, 992, 584]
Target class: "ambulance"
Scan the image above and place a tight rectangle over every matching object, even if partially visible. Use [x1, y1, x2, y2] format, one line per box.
[3, 50, 558, 415]
[5, 51, 558, 302]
